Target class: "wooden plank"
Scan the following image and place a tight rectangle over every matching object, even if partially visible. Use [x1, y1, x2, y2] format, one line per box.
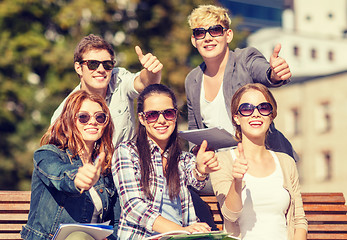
[0, 214, 29, 222]
[304, 204, 347, 213]
[302, 193, 345, 204]
[0, 224, 23, 231]
[306, 214, 347, 222]
[307, 233, 347, 240]
[0, 233, 22, 240]
[0, 192, 30, 203]
[308, 224, 347, 232]
[0, 203, 30, 212]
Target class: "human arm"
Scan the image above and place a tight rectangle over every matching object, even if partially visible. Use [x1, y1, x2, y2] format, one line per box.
[152, 216, 211, 234]
[133, 46, 163, 92]
[289, 156, 308, 239]
[210, 149, 243, 222]
[33, 146, 81, 194]
[194, 140, 220, 181]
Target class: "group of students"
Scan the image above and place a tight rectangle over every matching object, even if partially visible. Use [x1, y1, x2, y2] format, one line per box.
[20, 4, 308, 240]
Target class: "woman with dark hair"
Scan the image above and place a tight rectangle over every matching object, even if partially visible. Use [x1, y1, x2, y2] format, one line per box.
[21, 90, 119, 240]
[112, 84, 220, 239]
[211, 83, 307, 239]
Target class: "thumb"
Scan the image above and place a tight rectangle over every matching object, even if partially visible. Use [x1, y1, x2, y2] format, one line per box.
[95, 152, 106, 172]
[198, 140, 208, 155]
[271, 43, 281, 59]
[135, 46, 144, 60]
[237, 142, 246, 160]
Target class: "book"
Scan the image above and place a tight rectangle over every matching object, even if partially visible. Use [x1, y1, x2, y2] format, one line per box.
[145, 230, 240, 240]
[179, 127, 238, 150]
[52, 222, 113, 240]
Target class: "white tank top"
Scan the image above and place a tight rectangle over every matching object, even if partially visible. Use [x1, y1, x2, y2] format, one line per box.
[230, 149, 290, 240]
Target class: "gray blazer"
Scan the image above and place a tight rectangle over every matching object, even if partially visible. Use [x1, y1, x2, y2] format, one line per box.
[185, 47, 297, 160]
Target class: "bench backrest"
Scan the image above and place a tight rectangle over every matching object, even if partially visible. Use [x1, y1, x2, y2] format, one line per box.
[1, 191, 347, 240]
[201, 192, 347, 240]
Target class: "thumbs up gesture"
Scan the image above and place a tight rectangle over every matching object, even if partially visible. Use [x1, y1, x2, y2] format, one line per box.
[195, 140, 220, 177]
[74, 152, 105, 193]
[232, 143, 248, 180]
[269, 43, 292, 82]
[135, 46, 163, 84]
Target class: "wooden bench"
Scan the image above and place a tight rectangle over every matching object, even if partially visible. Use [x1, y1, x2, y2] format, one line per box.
[1, 191, 347, 240]
[201, 192, 347, 240]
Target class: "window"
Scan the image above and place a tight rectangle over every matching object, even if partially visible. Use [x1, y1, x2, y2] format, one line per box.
[315, 150, 332, 181]
[293, 46, 299, 57]
[311, 48, 317, 59]
[286, 107, 301, 137]
[328, 51, 334, 61]
[315, 102, 332, 133]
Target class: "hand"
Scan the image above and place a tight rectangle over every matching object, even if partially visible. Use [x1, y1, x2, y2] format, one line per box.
[74, 152, 105, 193]
[135, 46, 163, 83]
[195, 140, 220, 175]
[232, 143, 248, 180]
[269, 43, 292, 82]
[183, 222, 211, 233]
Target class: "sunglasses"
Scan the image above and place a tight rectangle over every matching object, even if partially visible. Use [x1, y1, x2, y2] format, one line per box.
[193, 24, 228, 40]
[142, 108, 177, 123]
[76, 111, 108, 125]
[238, 102, 273, 117]
[80, 60, 115, 71]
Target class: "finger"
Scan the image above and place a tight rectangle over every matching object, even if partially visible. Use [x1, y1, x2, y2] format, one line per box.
[238, 142, 246, 160]
[272, 43, 281, 58]
[198, 140, 208, 155]
[95, 152, 106, 171]
[135, 46, 144, 60]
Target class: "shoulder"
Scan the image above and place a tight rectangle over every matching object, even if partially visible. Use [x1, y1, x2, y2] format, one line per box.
[273, 151, 297, 169]
[233, 47, 264, 59]
[185, 63, 205, 84]
[35, 144, 64, 155]
[110, 67, 138, 84]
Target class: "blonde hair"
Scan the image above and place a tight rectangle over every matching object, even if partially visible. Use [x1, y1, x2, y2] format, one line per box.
[188, 4, 231, 29]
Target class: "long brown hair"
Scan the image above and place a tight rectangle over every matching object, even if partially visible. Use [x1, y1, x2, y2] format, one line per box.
[136, 84, 181, 200]
[231, 83, 277, 142]
[41, 90, 114, 173]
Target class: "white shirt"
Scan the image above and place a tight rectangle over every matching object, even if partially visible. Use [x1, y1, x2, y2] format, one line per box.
[230, 149, 290, 240]
[200, 79, 235, 136]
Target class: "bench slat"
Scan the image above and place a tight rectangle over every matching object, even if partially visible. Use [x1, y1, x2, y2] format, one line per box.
[0, 203, 30, 212]
[0, 233, 22, 240]
[308, 233, 347, 239]
[308, 224, 347, 232]
[0, 224, 23, 232]
[304, 204, 347, 213]
[0, 192, 31, 203]
[306, 214, 347, 222]
[0, 214, 29, 222]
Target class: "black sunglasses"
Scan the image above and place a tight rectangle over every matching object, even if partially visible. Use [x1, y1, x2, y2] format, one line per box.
[238, 102, 273, 117]
[80, 60, 115, 71]
[142, 108, 177, 123]
[193, 24, 228, 40]
[76, 111, 108, 125]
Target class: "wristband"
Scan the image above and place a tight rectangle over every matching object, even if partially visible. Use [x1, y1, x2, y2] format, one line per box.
[194, 167, 208, 179]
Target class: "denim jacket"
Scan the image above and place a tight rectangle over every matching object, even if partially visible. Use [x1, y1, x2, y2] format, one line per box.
[21, 144, 120, 240]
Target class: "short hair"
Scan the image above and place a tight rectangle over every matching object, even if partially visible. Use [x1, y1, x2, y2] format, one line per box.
[188, 4, 231, 29]
[73, 34, 115, 63]
[41, 90, 114, 173]
[231, 83, 278, 142]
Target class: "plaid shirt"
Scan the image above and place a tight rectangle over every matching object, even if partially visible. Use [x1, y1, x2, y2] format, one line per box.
[112, 140, 207, 239]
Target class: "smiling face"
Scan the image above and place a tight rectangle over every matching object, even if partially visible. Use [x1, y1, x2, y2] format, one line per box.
[138, 93, 177, 151]
[233, 89, 273, 143]
[191, 22, 233, 62]
[76, 99, 107, 149]
[75, 49, 113, 98]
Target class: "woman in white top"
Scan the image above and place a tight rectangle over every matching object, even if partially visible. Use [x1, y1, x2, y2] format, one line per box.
[210, 83, 307, 240]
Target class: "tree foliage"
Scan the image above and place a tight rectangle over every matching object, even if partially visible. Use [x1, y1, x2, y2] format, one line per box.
[0, 0, 247, 190]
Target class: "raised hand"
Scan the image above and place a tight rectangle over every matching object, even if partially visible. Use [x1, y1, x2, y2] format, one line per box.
[269, 43, 292, 81]
[74, 152, 105, 193]
[195, 140, 220, 175]
[232, 143, 248, 180]
[135, 45, 163, 83]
